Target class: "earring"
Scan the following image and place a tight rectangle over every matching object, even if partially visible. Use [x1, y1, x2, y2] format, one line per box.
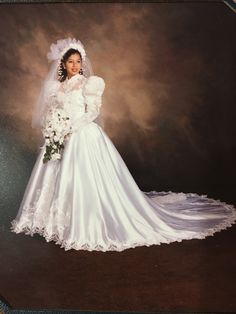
[57, 67, 63, 79]
[79, 68, 83, 75]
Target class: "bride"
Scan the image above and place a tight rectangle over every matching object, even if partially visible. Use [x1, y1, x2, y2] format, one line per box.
[10, 38, 236, 252]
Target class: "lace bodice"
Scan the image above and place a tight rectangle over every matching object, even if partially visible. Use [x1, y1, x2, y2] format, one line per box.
[45, 74, 105, 133]
[56, 75, 87, 124]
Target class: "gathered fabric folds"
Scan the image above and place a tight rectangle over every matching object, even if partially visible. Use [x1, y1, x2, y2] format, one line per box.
[10, 122, 236, 251]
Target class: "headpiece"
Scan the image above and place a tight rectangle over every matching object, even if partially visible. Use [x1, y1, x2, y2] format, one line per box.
[47, 38, 87, 63]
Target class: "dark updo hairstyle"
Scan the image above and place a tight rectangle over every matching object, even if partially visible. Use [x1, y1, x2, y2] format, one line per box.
[57, 48, 83, 82]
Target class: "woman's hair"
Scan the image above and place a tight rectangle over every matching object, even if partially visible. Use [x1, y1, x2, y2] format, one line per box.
[57, 48, 83, 82]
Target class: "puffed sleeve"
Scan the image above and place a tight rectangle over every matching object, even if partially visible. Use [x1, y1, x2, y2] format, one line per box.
[71, 75, 105, 133]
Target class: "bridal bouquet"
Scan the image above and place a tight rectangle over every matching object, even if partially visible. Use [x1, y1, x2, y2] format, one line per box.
[41, 107, 72, 163]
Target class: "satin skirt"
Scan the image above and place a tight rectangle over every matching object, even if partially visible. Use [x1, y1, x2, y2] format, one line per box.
[10, 122, 236, 251]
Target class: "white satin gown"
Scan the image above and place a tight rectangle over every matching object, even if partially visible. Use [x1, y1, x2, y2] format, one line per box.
[10, 73, 236, 251]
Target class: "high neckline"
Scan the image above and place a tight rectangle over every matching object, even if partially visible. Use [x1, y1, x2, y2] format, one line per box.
[65, 73, 84, 84]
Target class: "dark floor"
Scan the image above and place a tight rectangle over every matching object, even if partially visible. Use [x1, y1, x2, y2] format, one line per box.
[0, 189, 236, 313]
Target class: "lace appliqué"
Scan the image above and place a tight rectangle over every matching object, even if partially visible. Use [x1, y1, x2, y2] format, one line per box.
[11, 191, 236, 252]
[10, 163, 70, 242]
[11, 197, 70, 243]
[59, 75, 86, 94]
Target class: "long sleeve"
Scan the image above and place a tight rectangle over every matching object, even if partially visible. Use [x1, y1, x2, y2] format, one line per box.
[71, 75, 105, 133]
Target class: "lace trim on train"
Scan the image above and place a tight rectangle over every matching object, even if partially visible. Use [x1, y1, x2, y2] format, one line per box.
[144, 191, 187, 203]
[10, 191, 236, 252]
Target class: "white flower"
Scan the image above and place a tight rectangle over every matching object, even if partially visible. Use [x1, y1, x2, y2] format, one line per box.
[41, 106, 73, 163]
[51, 152, 61, 160]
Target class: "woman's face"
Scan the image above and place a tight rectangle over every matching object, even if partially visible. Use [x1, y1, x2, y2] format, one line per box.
[63, 53, 82, 79]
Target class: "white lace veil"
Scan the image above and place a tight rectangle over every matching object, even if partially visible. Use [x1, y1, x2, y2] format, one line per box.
[31, 38, 104, 129]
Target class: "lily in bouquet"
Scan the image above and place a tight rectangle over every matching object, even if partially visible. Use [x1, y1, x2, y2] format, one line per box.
[41, 107, 72, 163]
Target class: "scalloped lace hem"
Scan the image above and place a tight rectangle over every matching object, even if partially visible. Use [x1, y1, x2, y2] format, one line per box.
[10, 209, 236, 252]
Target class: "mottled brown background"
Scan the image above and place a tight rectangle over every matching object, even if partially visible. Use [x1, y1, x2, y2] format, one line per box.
[0, 2, 235, 208]
[0, 2, 236, 312]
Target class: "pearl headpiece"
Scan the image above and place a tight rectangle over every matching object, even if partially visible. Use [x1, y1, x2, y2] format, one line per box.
[47, 37, 86, 63]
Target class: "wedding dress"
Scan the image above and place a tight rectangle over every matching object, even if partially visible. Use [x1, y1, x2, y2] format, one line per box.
[10, 73, 236, 252]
